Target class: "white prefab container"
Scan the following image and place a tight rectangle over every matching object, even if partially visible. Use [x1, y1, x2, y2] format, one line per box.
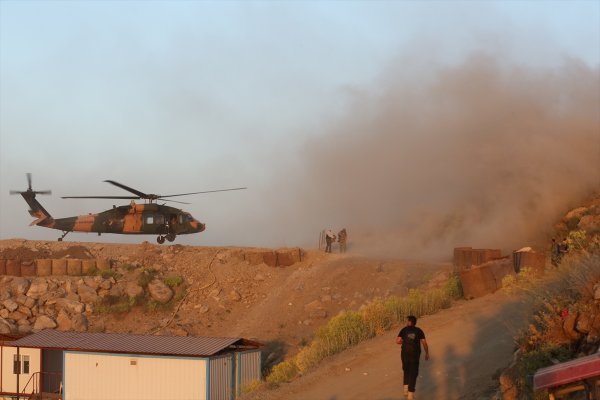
[0, 346, 41, 394]
[209, 355, 233, 400]
[235, 350, 261, 395]
[6, 330, 262, 400]
[64, 352, 208, 400]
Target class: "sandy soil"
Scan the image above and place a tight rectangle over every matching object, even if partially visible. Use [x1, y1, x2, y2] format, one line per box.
[0, 239, 451, 353]
[243, 290, 532, 400]
[2, 239, 532, 398]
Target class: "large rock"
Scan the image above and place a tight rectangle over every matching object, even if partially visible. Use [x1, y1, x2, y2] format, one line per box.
[0, 286, 11, 301]
[126, 281, 144, 298]
[0, 317, 15, 334]
[109, 285, 123, 298]
[71, 313, 88, 332]
[2, 299, 18, 312]
[26, 278, 49, 299]
[83, 276, 101, 290]
[10, 277, 30, 296]
[50, 298, 85, 314]
[38, 288, 67, 304]
[8, 310, 27, 321]
[78, 284, 100, 304]
[23, 296, 36, 309]
[564, 207, 588, 222]
[563, 311, 582, 340]
[17, 322, 32, 334]
[56, 309, 72, 331]
[578, 214, 600, 232]
[99, 279, 112, 290]
[595, 283, 600, 301]
[148, 279, 173, 304]
[33, 315, 57, 330]
[17, 306, 32, 318]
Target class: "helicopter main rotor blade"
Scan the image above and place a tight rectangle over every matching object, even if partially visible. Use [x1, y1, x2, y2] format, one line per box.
[159, 187, 248, 198]
[62, 196, 138, 200]
[103, 180, 149, 198]
[162, 199, 191, 205]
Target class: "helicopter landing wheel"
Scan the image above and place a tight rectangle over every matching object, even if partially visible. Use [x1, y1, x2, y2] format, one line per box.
[157, 236, 166, 244]
[58, 231, 70, 242]
[166, 233, 176, 242]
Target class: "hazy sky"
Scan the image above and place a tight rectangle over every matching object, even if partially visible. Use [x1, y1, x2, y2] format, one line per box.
[0, 1, 599, 255]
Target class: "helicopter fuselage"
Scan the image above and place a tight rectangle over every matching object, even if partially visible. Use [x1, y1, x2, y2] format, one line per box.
[39, 203, 205, 236]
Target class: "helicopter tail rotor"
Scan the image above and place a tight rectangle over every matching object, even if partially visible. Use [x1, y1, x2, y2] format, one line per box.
[9, 173, 52, 196]
[10, 173, 54, 224]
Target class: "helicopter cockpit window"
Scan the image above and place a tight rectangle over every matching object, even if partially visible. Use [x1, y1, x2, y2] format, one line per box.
[155, 214, 165, 225]
[185, 214, 194, 222]
[145, 215, 154, 225]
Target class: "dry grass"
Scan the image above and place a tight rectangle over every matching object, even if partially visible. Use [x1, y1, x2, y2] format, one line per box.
[264, 275, 462, 385]
[509, 236, 600, 398]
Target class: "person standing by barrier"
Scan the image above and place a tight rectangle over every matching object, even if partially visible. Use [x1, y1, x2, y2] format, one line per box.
[396, 315, 429, 399]
[324, 229, 336, 253]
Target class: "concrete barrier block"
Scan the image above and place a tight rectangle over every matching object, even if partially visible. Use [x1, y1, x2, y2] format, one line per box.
[52, 259, 67, 276]
[459, 265, 497, 299]
[81, 259, 96, 274]
[20, 260, 36, 277]
[67, 259, 82, 276]
[6, 260, 21, 276]
[276, 248, 301, 267]
[36, 259, 52, 276]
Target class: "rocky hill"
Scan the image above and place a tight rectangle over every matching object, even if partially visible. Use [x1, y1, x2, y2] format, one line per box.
[0, 239, 451, 358]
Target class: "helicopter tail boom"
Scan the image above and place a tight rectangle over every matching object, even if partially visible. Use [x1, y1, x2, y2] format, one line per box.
[10, 174, 54, 227]
[22, 191, 54, 226]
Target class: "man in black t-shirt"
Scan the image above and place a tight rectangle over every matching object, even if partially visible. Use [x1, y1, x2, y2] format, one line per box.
[396, 315, 429, 399]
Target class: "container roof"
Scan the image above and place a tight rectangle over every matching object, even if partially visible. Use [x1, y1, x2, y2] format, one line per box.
[10, 330, 261, 358]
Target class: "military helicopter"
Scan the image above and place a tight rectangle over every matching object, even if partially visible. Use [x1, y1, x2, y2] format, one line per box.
[10, 174, 246, 244]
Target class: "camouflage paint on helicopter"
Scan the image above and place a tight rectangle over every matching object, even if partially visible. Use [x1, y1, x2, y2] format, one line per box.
[10, 174, 245, 244]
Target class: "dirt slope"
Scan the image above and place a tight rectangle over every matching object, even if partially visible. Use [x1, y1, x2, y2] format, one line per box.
[0, 239, 450, 351]
[244, 290, 532, 400]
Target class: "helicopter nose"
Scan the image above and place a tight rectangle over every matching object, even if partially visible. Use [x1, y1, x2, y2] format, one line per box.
[191, 220, 206, 232]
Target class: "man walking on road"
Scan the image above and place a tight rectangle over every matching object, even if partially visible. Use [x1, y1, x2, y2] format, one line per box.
[396, 315, 429, 399]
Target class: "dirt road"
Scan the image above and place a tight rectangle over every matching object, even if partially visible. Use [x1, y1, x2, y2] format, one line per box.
[245, 290, 532, 400]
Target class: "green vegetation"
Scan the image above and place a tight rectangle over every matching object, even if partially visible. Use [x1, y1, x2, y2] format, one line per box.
[101, 269, 122, 280]
[265, 274, 463, 386]
[121, 263, 137, 272]
[507, 231, 600, 399]
[163, 275, 184, 287]
[94, 295, 135, 314]
[137, 268, 157, 288]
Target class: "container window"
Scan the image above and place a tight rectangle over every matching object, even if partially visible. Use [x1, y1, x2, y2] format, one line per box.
[13, 354, 20, 374]
[23, 356, 29, 374]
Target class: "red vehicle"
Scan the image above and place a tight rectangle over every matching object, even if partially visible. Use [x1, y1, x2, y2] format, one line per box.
[534, 352, 600, 399]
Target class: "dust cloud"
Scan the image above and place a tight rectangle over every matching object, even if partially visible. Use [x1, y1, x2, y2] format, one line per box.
[269, 53, 600, 260]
